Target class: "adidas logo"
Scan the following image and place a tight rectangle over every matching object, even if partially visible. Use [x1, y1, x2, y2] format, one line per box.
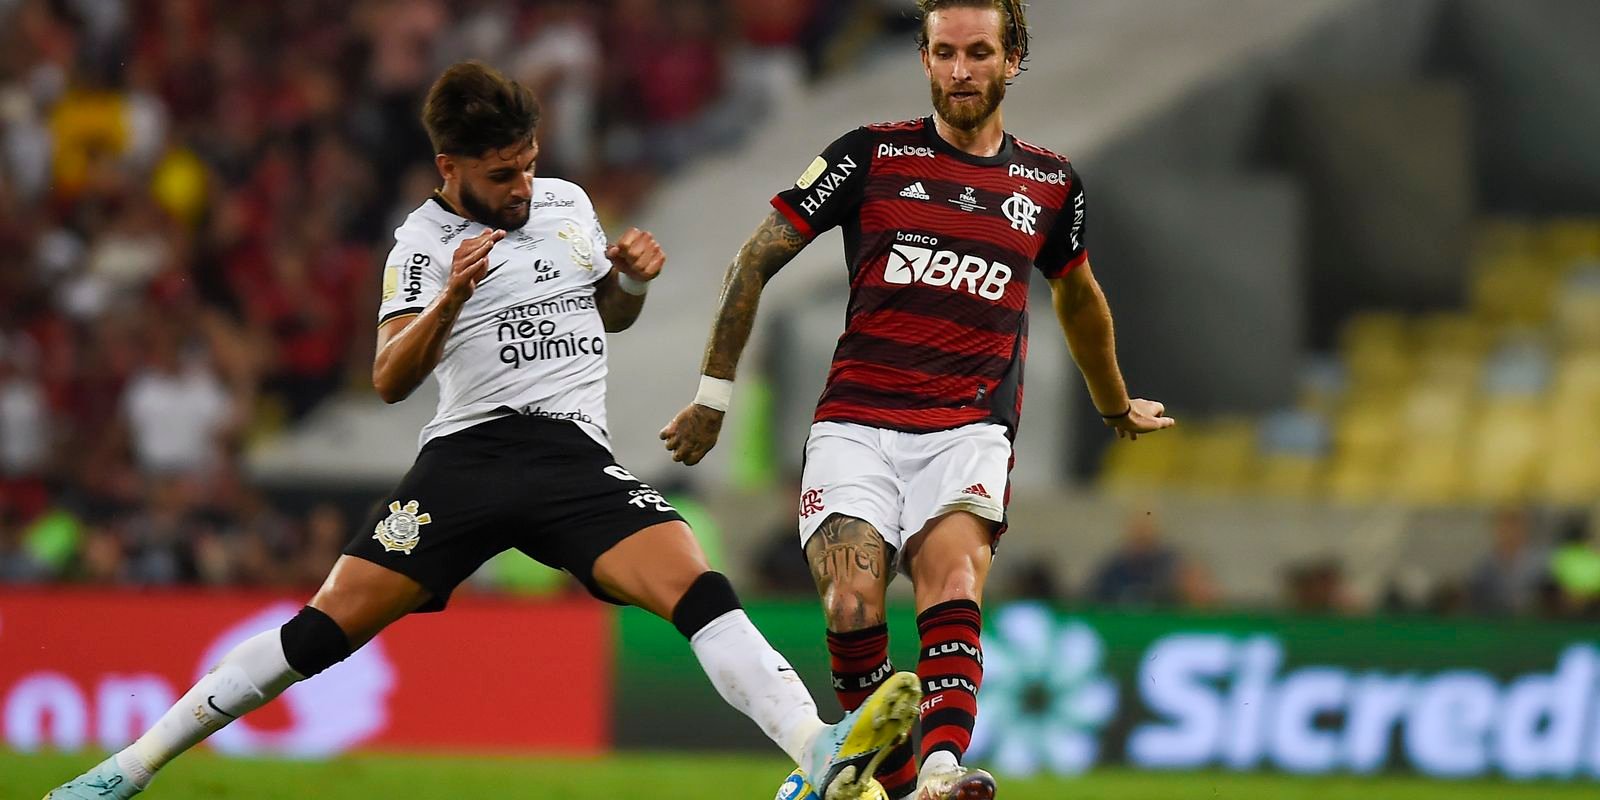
[900, 182, 931, 200]
[962, 484, 991, 499]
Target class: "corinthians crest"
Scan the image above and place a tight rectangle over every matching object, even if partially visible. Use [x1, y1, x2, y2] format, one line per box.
[558, 221, 595, 270]
[373, 500, 431, 555]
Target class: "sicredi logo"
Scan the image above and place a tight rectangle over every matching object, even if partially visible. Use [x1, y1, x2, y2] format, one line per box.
[1128, 636, 1600, 780]
[884, 234, 1012, 301]
[878, 143, 935, 158]
[1010, 163, 1068, 185]
[970, 614, 1600, 781]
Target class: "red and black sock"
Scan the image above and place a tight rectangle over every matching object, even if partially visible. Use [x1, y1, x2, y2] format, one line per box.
[916, 600, 984, 764]
[826, 625, 918, 797]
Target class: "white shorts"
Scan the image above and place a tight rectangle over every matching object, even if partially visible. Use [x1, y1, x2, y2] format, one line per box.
[798, 421, 1012, 562]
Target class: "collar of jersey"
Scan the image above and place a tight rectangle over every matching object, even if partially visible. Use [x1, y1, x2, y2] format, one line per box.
[921, 116, 1014, 167]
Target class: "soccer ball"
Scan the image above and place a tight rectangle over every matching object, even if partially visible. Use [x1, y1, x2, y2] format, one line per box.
[774, 769, 889, 800]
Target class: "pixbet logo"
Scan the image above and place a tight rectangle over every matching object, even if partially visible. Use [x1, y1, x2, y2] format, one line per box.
[884, 233, 1012, 301]
[1009, 163, 1068, 185]
[878, 143, 935, 159]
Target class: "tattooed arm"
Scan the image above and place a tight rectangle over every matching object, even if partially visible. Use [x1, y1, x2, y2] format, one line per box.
[660, 210, 809, 464]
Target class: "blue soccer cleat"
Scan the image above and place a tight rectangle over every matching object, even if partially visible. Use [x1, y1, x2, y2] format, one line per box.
[44, 756, 143, 799]
[801, 671, 921, 800]
[776, 767, 889, 800]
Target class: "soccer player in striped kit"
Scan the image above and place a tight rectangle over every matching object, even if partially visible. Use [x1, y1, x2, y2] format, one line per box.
[662, 3, 1175, 798]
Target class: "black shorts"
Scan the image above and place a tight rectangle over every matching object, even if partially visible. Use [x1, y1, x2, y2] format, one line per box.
[345, 414, 684, 612]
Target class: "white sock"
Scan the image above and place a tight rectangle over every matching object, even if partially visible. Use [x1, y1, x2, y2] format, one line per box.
[119, 627, 304, 787]
[920, 750, 960, 783]
[689, 610, 825, 766]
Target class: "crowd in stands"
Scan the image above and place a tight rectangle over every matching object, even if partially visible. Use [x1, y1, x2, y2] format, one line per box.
[2, 0, 1595, 616]
[0, 0, 874, 588]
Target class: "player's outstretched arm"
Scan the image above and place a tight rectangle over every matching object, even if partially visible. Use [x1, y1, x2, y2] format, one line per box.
[372, 228, 504, 403]
[660, 210, 808, 465]
[595, 227, 666, 332]
[1048, 262, 1175, 440]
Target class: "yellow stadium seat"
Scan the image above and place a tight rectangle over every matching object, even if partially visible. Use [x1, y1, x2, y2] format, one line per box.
[1465, 398, 1544, 503]
[1099, 427, 1187, 495]
[1176, 419, 1258, 495]
[1389, 441, 1466, 505]
[1256, 453, 1322, 499]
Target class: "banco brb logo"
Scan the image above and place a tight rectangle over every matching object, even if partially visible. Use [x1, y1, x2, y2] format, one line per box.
[884, 237, 1012, 301]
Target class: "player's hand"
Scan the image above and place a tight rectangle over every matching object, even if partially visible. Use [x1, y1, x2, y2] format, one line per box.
[606, 228, 665, 284]
[660, 403, 724, 465]
[446, 228, 506, 306]
[1104, 398, 1176, 440]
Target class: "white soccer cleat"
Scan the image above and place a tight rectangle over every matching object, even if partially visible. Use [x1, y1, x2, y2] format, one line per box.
[913, 763, 996, 800]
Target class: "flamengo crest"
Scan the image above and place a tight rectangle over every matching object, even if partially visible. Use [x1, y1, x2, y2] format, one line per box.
[374, 500, 432, 555]
[1003, 192, 1041, 235]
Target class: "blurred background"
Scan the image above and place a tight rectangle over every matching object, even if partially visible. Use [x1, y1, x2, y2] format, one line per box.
[3, 0, 1600, 795]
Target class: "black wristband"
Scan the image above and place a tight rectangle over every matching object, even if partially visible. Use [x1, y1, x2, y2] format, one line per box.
[1100, 405, 1133, 420]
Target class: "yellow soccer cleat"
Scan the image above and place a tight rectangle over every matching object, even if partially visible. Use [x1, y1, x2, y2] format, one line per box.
[800, 671, 921, 800]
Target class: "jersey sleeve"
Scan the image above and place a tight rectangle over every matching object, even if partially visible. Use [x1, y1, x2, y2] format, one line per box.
[771, 127, 873, 240]
[1036, 165, 1089, 279]
[578, 190, 613, 283]
[377, 233, 447, 325]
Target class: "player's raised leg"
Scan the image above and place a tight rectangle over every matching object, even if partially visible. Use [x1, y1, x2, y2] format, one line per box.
[807, 514, 922, 799]
[45, 557, 430, 799]
[593, 520, 919, 800]
[902, 512, 998, 800]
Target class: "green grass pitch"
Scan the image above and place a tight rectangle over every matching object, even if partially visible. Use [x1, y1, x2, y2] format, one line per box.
[5, 751, 1594, 799]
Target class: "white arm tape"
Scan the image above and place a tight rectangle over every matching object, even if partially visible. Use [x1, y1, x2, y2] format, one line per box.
[693, 376, 734, 412]
[617, 273, 651, 296]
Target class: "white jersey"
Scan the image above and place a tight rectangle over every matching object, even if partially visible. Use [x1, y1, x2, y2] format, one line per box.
[378, 178, 614, 450]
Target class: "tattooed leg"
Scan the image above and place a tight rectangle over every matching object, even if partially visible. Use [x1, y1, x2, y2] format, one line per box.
[806, 514, 892, 633]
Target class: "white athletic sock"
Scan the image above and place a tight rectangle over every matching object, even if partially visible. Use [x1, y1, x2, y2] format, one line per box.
[689, 610, 825, 766]
[119, 627, 304, 787]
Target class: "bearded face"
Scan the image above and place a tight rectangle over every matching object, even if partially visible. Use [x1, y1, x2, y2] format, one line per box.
[922, 7, 1018, 133]
[930, 68, 1007, 132]
[459, 176, 530, 231]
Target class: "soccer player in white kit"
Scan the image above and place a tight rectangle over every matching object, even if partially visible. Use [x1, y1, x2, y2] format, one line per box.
[46, 61, 918, 800]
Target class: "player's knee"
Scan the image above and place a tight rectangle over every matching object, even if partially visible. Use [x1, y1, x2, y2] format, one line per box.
[914, 561, 983, 607]
[824, 587, 886, 632]
[279, 606, 354, 679]
[670, 571, 743, 640]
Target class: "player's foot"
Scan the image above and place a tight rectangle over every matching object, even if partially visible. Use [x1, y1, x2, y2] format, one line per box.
[914, 764, 996, 800]
[44, 756, 143, 799]
[801, 671, 921, 800]
[775, 767, 889, 800]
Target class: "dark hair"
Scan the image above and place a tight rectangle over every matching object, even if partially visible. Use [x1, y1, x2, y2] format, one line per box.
[421, 61, 541, 157]
[916, 0, 1031, 77]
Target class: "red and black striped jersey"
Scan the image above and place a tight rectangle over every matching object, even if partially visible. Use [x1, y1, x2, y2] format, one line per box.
[771, 117, 1088, 435]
